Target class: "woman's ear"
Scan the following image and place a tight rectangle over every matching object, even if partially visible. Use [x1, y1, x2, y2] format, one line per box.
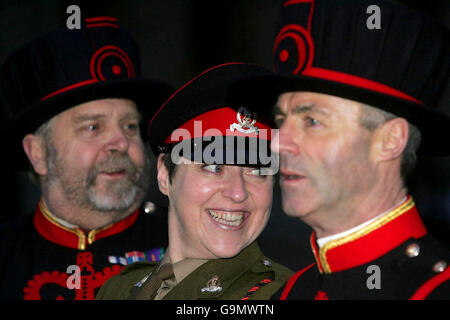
[157, 153, 170, 195]
[373, 118, 409, 162]
[22, 134, 48, 176]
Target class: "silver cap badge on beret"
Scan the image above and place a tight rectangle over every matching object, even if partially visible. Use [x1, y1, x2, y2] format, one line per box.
[230, 107, 259, 135]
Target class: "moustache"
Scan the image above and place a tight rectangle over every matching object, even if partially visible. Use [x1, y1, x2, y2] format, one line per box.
[87, 154, 140, 185]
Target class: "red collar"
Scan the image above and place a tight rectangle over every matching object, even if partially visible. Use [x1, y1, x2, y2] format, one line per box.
[34, 200, 140, 250]
[310, 196, 427, 274]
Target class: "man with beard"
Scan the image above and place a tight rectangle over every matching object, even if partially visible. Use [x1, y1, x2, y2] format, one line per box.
[0, 16, 173, 300]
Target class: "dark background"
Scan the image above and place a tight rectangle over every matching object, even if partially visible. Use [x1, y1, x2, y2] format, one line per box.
[0, 0, 449, 270]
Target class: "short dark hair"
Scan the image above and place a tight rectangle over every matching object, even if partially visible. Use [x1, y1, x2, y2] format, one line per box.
[27, 117, 56, 187]
[161, 152, 178, 184]
[359, 104, 421, 186]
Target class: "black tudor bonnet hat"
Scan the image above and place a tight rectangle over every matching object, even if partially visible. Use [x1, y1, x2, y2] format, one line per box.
[1, 16, 174, 168]
[229, 0, 450, 156]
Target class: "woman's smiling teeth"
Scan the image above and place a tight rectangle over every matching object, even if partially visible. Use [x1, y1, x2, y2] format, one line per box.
[207, 209, 245, 227]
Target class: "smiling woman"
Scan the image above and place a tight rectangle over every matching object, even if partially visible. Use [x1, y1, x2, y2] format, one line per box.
[158, 161, 273, 261]
[96, 63, 293, 300]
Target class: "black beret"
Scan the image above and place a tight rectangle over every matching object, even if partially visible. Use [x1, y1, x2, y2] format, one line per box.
[148, 62, 277, 167]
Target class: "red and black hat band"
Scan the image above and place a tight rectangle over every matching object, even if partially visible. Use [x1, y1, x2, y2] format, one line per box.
[158, 136, 279, 172]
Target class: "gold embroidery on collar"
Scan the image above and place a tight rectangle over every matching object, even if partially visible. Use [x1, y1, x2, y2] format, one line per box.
[87, 221, 115, 245]
[39, 200, 116, 249]
[310, 233, 323, 273]
[39, 200, 117, 250]
[39, 200, 87, 250]
[318, 197, 415, 274]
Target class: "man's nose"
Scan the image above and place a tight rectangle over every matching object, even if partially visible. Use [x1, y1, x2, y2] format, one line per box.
[221, 169, 249, 203]
[271, 122, 299, 155]
[105, 125, 130, 154]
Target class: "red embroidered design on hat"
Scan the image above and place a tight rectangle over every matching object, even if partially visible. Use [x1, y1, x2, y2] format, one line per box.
[85, 16, 119, 29]
[274, 0, 315, 74]
[90, 45, 135, 81]
[112, 65, 122, 75]
[274, 24, 314, 74]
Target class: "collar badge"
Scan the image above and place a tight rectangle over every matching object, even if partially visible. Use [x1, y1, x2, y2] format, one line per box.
[201, 275, 223, 293]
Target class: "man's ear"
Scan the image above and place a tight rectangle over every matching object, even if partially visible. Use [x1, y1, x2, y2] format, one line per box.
[22, 134, 48, 176]
[157, 153, 170, 196]
[373, 118, 409, 162]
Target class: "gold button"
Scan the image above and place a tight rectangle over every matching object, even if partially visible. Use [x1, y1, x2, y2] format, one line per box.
[432, 260, 447, 273]
[143, 201, 155, 214]
[405, 243, 420, 258]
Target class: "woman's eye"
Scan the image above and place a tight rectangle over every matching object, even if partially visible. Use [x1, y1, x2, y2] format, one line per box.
[202, 164, 223, 173]
[249, 168, 263, 176]
[247, 167, 274, 177]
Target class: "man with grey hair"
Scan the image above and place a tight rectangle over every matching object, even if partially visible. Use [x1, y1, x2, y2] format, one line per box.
[230, 0, 450, 299]
[0, 17, 172, 299]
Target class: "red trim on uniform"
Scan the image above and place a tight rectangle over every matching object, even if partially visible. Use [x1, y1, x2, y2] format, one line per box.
[85, 17, 118, 23]
[302, 67, 424, 105]
[310, 232, 324, 273]
[241, 278, 274, 300]
[280, 263, 315, 300]
[410, 267, 450, 300]
[163, 106, 272, 143]
[93, 209, 140, 243]
[86, 23, 119, 29]
[33, 202, 140, 250]
[314, 290, 329, 300]
[39, 79, 98, 101]
[319, 203, 427, 273]
[34, 206, 80, 249]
